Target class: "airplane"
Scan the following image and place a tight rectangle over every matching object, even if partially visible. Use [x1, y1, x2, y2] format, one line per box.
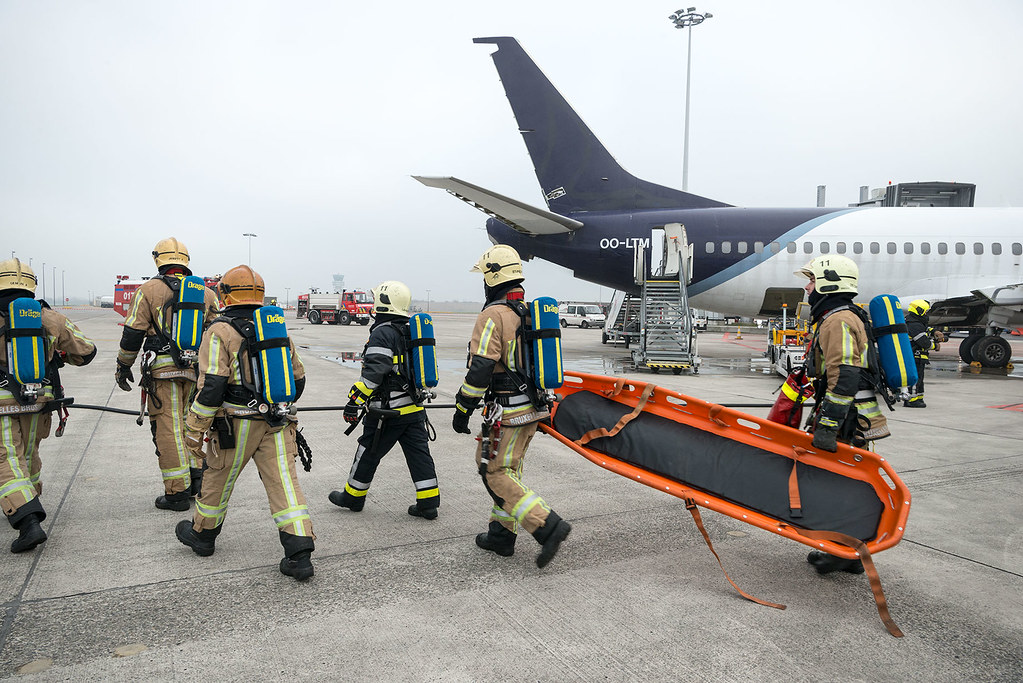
[415, 37, 1023, 369]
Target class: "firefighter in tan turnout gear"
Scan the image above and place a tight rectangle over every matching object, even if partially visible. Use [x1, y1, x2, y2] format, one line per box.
[115, 238, 219, 511]
[175, 265, 315, 581]
[452, 245, 571, 568]
[796, 254, 889, 575]
[1, 258, 96, 553]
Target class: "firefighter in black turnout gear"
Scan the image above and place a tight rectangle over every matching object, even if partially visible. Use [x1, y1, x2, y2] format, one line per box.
[329, 281, 440, 519]
[904, 299, 944, 408]
[452, 245, 571, 568]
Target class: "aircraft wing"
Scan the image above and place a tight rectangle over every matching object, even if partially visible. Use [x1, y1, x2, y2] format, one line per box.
[927, 282, 1023, 328]
[413, 176, 583, 235]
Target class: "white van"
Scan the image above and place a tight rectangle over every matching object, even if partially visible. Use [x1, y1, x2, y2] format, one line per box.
[559, 302, 606, 329]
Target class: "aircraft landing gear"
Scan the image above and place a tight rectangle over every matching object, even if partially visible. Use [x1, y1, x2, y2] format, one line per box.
[971, 334, 1013, 368]
[959, 332, 1012, 368]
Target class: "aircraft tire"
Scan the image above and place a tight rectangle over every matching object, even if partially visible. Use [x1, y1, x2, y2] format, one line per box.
[959, 334, 982, 363]
[972, 335, 1012, 368]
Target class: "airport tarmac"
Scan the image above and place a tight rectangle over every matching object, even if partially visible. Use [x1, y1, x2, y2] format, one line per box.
[2, 308, 1021, 681]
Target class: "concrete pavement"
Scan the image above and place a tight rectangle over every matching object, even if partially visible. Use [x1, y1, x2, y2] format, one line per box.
[1, 309, 1021, 681]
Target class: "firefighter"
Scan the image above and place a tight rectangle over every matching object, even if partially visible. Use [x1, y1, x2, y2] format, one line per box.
[115, 237, 219, 511]
[1, 258, 96, 553]
[329, 281, 440, 519]
[904, 299, 944, 408]
[452, 245, 572, 568]
[796, 254, 889, 574]
[175, 265, 315, 581]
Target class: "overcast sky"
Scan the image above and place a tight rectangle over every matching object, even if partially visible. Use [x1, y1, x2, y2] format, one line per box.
[3, 1, 1021, 305]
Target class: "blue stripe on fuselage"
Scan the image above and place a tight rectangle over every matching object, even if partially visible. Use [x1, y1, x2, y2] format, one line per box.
[687, 208, 863, 296]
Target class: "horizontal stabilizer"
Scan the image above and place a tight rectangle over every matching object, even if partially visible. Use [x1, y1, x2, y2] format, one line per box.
[413, 176, 583, 235]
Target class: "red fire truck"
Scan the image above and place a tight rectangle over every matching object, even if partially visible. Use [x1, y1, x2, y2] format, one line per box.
[296, 290, 372, 325]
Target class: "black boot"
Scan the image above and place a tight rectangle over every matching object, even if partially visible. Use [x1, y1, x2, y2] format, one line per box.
[11, 513, 47, 554]
[807, 550, 864, 575]
[475, 520, 516, 557]
[532, 511, 572, 569]
[279, 531, 315, 581]
[156, 490, 191, 512]
[328, 489, 364, 512]
[408, 504, 438, 520]
[188, 467, 205, 498]
[175, 519, 220, 556]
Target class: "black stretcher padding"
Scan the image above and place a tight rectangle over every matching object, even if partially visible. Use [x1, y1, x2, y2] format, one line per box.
[552, 391, 883, 541]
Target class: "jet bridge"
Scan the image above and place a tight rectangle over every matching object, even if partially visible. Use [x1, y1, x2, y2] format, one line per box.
[603, 224, 700, 374]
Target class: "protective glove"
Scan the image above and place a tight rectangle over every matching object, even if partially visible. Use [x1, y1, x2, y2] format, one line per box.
[452, 409, 472, 434]
[811, 426, 839, 452]
[184, 428, 206, 458]
[115, 363, 135, 392]
[343, 401, 361, 425]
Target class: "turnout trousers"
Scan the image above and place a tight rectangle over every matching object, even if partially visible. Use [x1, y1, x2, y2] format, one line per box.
[148, 377, 202, 496]
[475, 420, 550, 535]
[907, 357, 927, 403]
[343, 415, 440, 511]
[189, 418, 314, 539]
[0, 411, 51, 526]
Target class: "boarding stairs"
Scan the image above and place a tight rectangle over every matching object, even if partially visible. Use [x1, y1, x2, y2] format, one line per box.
[629, 223, 700, 374]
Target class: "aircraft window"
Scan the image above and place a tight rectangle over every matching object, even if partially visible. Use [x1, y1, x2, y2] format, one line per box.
[705, 242, 715, 254]
[887, 242, 897, 255]
[1014, 243, 1022, 255]
[803, 242, 813, 254]
[772, 242, 782, 253]
[737, 241, 748, 254]
[955, 242, 966, 255]
[938, 242, 948, 255]
[836, 242, 847, 254]
[721, 242, 732, 254]
[921, 242, 931, 255]
[754, 241, 764, 253]
[992, 243, 1002, 255]
[820, 242, 830, 253]
[973, 242, 983, 255]
[853, 242, 863, 254]
[904, 242, 913, 254]
[785, 242, 795, 253]
[870, 242, 880, 254]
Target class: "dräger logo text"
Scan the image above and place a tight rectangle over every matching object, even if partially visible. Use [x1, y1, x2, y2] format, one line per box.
[543, 304, 559, 314]
[265, 314, 285, 324]
[17, 309, 42, 318]
[186, 280, 205, 291]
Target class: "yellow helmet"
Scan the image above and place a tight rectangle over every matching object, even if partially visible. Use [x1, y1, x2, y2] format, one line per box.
[795, 255, 858, 295]
[371, 280, 411, 317]
[218, 265, 265, 307]
[0, 258, 37, 294]
[152, 237, 190, 270]
[907, 299, 931, 316]
[471, 244, 523, 287]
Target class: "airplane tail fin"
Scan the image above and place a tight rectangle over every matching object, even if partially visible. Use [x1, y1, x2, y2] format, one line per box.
[474, 37, 731, 214]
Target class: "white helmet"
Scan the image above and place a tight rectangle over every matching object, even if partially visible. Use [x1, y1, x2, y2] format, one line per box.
[795, 255, 858, 295]
[372, 280, 411, 317]
[471, 244, 523, 287]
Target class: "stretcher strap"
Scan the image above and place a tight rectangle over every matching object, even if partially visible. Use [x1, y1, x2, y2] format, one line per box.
[788, 446, 812, 518]
[684, 499, 786, 611]
[575, 383, 655, 446]
[792, 527, 904, 638]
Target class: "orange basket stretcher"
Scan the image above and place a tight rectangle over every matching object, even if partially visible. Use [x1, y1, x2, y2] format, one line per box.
[542, 371, 911, 636]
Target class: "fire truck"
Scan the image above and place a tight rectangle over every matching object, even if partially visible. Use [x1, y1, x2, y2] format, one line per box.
[296, 290, 372, 325]
[113, 275, 222, 318]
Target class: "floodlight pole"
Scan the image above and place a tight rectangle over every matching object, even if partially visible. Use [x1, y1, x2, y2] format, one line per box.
[242, 233, 258, 265]
[669, 7, 713, 192]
